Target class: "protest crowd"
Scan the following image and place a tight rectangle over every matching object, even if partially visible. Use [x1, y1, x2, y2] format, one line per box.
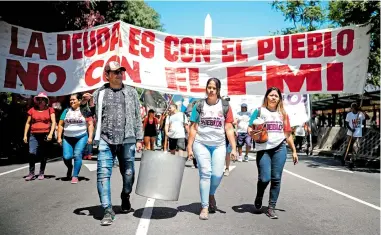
[0, 14, 377, 229]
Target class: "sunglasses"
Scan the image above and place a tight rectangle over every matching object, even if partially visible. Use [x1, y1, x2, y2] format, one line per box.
[111, 70, 123, 75]
[36, 98, 46, 102]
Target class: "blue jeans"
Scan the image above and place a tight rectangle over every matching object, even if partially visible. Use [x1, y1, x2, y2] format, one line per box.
[255, 141, 287, 207]
[193, 141, 226, 208]
[97, 139, 136, 209]
[156, 131, 162, 148]
[62, 133, 88, 177]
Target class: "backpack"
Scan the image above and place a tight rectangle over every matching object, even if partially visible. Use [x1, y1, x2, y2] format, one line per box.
[194, 98, 230, 119]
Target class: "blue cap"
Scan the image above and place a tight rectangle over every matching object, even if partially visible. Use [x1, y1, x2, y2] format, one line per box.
[241, 103, 247, 107]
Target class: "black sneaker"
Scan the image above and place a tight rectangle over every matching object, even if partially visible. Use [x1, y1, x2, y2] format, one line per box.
[100, 208, 115, 226]
[254, 197, 263, 210]
[266, 207, 278, 219]
[121, 194, 131, 213]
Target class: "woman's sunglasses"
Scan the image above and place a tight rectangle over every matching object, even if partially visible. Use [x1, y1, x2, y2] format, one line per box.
[36, 98, 46, 102]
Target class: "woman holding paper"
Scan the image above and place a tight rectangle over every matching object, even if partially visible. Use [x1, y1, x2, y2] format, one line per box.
[187, 77, 237, 220]
[247, 87, 298, 219]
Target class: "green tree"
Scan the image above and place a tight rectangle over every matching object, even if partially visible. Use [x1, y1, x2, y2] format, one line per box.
[271, 0, 330, 103]
[271, 0, 380, 86]
[271, 0, 326, 34]
[0, 0, 163, 32]
[328, 1, 380, 86]
[120, 0, 164, 31]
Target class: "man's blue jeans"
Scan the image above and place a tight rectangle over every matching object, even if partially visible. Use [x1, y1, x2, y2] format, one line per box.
[255, 141, 287, 208]
[97, 139, 136, 209]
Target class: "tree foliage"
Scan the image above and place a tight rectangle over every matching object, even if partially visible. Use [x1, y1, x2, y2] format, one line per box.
[328, 1, 380, 86]
[271, 0, 326, 34]
[120, 0, 164, 31]
[271, 0, 380, 86]
[0, 0, 163, 32]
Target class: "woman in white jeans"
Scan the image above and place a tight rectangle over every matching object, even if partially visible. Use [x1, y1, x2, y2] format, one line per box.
[187, 77, 237, 220]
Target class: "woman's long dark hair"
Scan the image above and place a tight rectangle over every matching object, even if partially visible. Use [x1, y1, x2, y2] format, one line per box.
[69, 93, 92, 118]
[262, 87, 287, 119]
[70, 93, 83, 101]
[206, 77, 222, 99]
[148, 109, 155, 118]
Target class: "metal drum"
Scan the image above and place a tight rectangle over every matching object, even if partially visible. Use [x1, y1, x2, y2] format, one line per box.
[135, 151, 187, 201]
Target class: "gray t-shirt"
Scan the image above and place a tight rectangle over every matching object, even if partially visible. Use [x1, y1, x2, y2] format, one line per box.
[101, 88, 126, 145]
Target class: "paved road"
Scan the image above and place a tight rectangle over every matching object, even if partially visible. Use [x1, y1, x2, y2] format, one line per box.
[0, 152, 379, 235]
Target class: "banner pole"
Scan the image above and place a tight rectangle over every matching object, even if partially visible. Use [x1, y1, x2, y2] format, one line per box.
[163, 95, 174, 114]
[139, 89, 145, 100]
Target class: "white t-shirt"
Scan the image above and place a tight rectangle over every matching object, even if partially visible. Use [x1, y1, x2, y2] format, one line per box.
[236, 111, 251, 133]
[345, 112, 365, 137]
[295, 125, 306, 137]
[190, 100, 234, 147]
[60, 108, 88, 137]
[166, 112, 187, 139]
[249, 108, 291, 151]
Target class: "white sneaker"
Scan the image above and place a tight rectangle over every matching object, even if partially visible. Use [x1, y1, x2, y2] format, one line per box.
[224, 168, 230, 176]
[237, 156, 243, 162]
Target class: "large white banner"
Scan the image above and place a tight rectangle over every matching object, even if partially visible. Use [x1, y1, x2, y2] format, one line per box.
[0, 20, 370, 97]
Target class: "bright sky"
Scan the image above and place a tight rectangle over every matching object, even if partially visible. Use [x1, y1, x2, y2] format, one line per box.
[146, 1, 295, 38]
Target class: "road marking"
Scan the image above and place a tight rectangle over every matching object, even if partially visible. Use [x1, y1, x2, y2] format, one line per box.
[319, 167, 354, 174]
[135, 198, 155, 235]
[0, 157, 61, 177]
[84, 164, 97, 172]
[0, 165, 30, 176]
[284, 169, 381, 211]
[303, 160, 354, 174]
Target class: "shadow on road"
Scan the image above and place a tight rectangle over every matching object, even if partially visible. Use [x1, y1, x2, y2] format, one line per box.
[1, 154, 63, 167]
[232, 204, 286, 216]
[298, 154, 343, 166]
[22, 174, 56, 180]
[56, 176, 90, 182]
[133, 207, 178, 219]
[232, 204, 255, 214]
[177, 202, 226, 215]
[73, 205, 134, 220]
[177, 202, 201, 215]
[296, 154, 380, 174]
